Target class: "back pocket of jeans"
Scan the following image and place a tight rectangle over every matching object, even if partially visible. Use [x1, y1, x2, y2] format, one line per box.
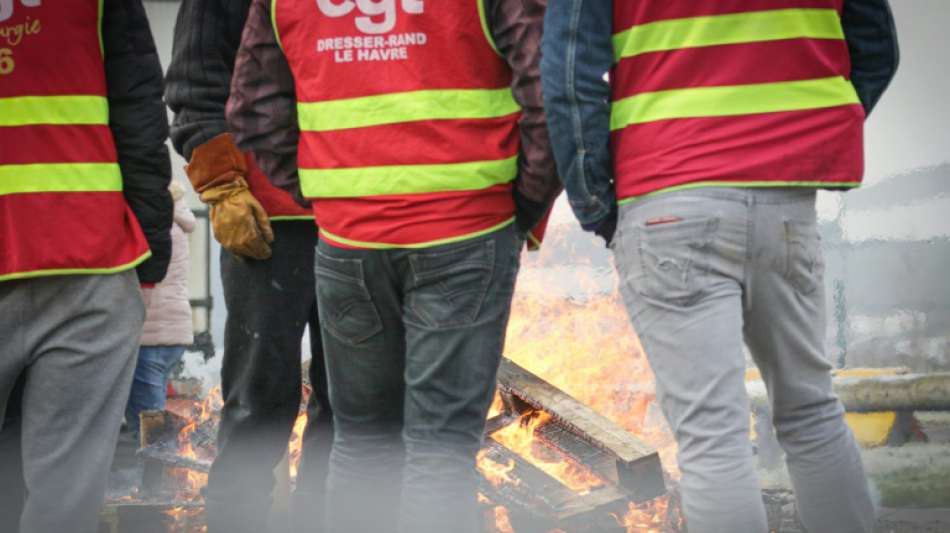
[408, 238, 495, 328]
[315, 251, 383, 347]
[784, 219, 824, 295]
[635, 218, 718, 307]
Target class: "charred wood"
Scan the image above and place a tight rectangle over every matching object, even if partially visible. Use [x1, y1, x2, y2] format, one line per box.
[496, 358, 666, 501]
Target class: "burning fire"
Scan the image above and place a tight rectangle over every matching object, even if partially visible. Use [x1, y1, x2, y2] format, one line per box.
[493, 506, 516, 533]
[289, 412, 309, 481]
[164, 223, 682, 532]
[615, 497, 683, 533]
[477, 450, 520, 489]
[503, 254, 679, 472]
[488, 410, 605, 495]
[476, 224, 683, 532]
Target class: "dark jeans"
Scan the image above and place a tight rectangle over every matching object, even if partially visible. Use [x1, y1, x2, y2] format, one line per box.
[315, 225, 523, 533]
[207, 221, 333, 533]
[125, 345, 186, 435]
[0, 376, 25, 533]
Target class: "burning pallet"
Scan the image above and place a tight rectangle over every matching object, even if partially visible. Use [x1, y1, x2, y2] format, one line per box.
[479, 359, 667, 532]
[119, 360, 669, 533]
[100, 499, 204, 533]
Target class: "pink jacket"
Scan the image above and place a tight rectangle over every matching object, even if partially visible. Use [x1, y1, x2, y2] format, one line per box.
[141, 182, 196, 346]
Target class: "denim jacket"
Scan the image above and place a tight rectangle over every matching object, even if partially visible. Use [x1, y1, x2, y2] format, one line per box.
[541, 0, 900, 235]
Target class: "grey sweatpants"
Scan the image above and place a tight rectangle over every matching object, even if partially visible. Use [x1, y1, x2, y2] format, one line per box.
[0, 271, 144, 533]
[613, 188, 874, 533]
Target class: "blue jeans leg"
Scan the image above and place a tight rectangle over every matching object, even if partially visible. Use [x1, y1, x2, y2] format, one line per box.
[399, 227, 522, 533]
[125, 346, 186, 434]
[315, 225, 522, 533]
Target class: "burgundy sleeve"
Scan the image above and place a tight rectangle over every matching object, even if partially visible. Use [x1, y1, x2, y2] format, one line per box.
[489, 0, 561, 208]
[225, 0, 303, 202]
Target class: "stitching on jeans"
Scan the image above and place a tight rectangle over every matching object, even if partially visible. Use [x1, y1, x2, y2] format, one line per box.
[743, 197, 754, 310]
[407, 240, 496, 329]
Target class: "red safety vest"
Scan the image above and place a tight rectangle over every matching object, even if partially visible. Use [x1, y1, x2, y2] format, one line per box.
[611, 1, 866, 202]
[0, 0, 151, 282]
[273, 0, 520, 249]
[244, 153, 313, 221]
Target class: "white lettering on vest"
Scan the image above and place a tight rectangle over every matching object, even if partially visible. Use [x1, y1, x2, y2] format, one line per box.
[316, 0, 422, 35]
[0, 0, 41, 24]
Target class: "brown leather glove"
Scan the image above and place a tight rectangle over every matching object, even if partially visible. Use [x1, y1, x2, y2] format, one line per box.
[200, 179, 275, 260]
[186, 134, 275, 260]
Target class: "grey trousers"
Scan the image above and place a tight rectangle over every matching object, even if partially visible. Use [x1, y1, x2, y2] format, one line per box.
[0, 271, 144, 533]
[613, 188, 874, 533]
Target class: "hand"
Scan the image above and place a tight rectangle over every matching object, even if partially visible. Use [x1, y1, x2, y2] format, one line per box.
[200, 178, 275, 260]
[513, 188, 546, 236]
[594, 207, 618, 248]
[140, 285, 154, 308]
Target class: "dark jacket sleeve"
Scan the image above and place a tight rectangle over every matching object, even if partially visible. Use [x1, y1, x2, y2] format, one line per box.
[842, 0, 899, 116]
[226, 0, 303, 205]
[165, 0, 251, 160]
[490, 0, 561, 233]
[541, 0, 615, 234]
[102, 0, 173, 284]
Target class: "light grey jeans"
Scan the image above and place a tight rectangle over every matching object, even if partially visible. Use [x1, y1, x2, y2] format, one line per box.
[0, 271, 144, 533]
[613, 188, 874, 533]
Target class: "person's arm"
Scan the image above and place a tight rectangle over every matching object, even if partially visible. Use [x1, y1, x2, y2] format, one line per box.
[226, 0, 303, 206]
[541, 0, 615, 242]
[842, 0, 899, 116]
[102, 0, 173, 284]
[174, 200, 198, 235]
[489, 0, 561, 236]
[164, 0, 276, 260]
[165, 0, 251, 160]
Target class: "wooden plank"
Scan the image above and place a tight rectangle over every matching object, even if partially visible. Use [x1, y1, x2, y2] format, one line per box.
[497, 359, 656, 462]
[478, 440, 633, 528]
[138, 447, 211, 473]
[747, 372, 950, 412]
[497, 358, 666, 501]
[536, 421, 622, 486]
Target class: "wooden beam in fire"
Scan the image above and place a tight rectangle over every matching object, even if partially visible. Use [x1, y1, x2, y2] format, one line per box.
[478, 440, 631, 533]
[494, 358, 667, 502]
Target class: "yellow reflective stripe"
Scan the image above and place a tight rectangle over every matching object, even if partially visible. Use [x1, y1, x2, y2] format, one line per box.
[297, 88, 519, 132]
[0, 251, 151, 283]
[98, 0, 105, 57]
[0, 163, 122, 195]
[300, 156, 517, 198]
[477, 0, 501, 55]
[320, 218, 514, 250]
[527, 232, 542, 251]
[0, 96, 109, 127]
[617, 180, 861, 204]
[613, 8, 844, 62]
[271, 0, 284, 52]
[270, 215, 315, 222]
[611, 76, 859, 130]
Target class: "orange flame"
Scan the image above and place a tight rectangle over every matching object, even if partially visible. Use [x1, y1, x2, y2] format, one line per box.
[493, 506, 516, 533]
[504, 269, 680, 478]
[477, 223, 683, 531]
[288, 412, 308, 481]
[477, 449, 520, 489]
[487, 410, 604, 495]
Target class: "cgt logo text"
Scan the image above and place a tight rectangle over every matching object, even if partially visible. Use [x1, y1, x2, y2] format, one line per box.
[0, 0, 41, 23]
[317, 0, 423, 34]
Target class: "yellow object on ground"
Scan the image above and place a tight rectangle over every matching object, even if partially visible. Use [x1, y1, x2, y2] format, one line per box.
[846, 412, 900, 447]
[746, 367, 910, 448]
